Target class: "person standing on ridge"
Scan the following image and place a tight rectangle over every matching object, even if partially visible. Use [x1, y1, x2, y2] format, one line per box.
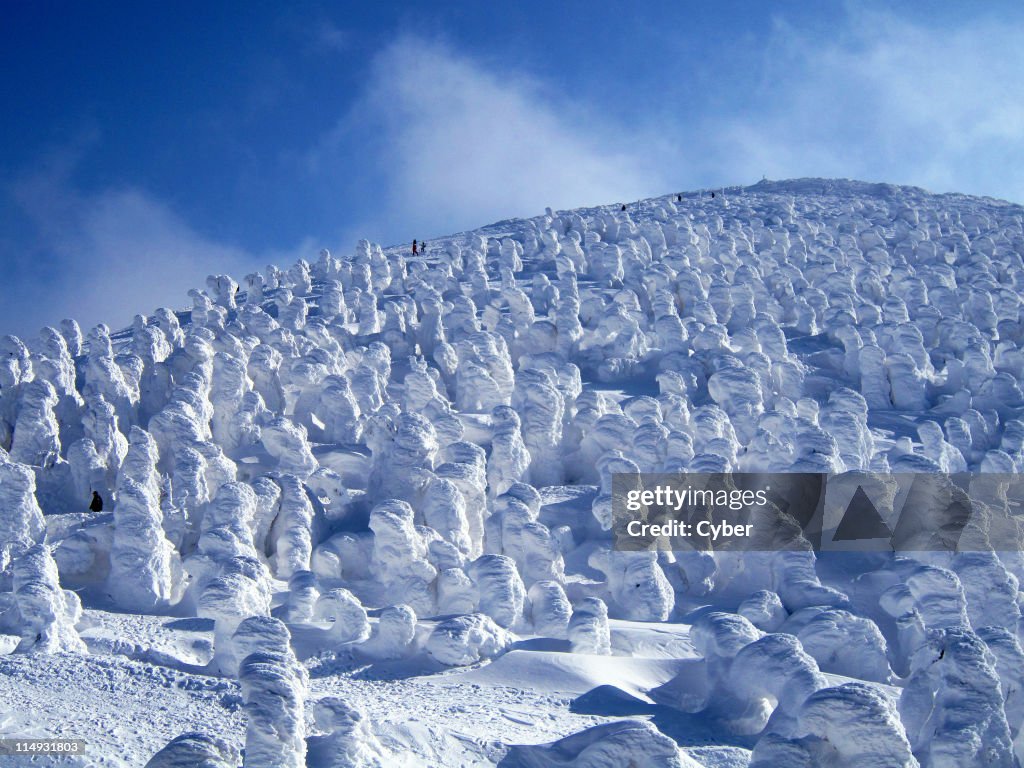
[620, 204, 626, 211]
[421, 240, 427, 254]
[89, 491, 103, 512]
[412, 239, 418, 255]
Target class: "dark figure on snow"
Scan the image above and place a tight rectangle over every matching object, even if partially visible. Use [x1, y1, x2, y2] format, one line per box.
[711, 192, 715, 198]
[621, 204, 626, 211]
[677, 194, 682, 202]
[90, 491, 103, 512]
[421, 240, 427, 253]
[412, 239, 418, 255]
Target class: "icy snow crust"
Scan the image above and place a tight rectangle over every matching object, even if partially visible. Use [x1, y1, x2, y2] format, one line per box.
[1, 178, 1024, 765]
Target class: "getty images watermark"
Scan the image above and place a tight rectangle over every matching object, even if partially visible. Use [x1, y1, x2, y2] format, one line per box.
[612, 472, 1024, 552]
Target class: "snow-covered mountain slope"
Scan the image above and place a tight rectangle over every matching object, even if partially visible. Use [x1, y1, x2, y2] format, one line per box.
[2, 178, 1024, 766]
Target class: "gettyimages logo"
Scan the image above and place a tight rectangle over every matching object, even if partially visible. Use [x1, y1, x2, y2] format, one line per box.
[611, 472, 1024, 553]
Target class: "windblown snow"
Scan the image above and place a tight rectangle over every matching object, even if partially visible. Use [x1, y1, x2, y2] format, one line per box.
[1, 178, 1024, 766]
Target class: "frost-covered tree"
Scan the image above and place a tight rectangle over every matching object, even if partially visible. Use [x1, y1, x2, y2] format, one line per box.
[425, 613, 513, 666]
[107, 477, 177, 611]
[270, 475, 315, 579]
[198, 556, 273, 675]
[468, 554, 525, 630]
[0, 458, 46, 553]
[286, 570, 319, 624]
[261, 418, 318, 478]
[487, 405, 531, 497]
[362, 604, 416, 661]
[9, 544, 85, 653]
[568, 597, 611, 655]
[421, 476, 471, 555]
[369, 500, 437, 617]
[238, 650, 308, 768]
[313, 588, 370, 645]
[9, 380, 61, 467]
[750, 683, 916, 768]
[528, 580, 571, 639]
[231, 616, 292, 668]
[900, 628, 1014, 768]
[589, 549, 674, 622]
[310, 696, 388, 768]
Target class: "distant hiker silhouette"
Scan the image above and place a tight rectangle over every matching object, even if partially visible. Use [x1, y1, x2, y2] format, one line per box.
[621, 204, 626, 211]
[677, 194, 682, 202]
[711, 192, 715, 198]
[421, 240, 427, 252]
[90, 491, 103, 512]
[412, 239, 418, 255]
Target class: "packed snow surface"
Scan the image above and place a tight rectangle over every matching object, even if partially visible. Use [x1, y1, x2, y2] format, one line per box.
[1, 178, 1024, 766]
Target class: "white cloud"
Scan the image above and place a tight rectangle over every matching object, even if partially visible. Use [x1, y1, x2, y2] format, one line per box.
[317, 13, 1024, 253]
[697, 9, 1024, 202]
[5, 160, 259, 337]
[319, 36, 677, 242]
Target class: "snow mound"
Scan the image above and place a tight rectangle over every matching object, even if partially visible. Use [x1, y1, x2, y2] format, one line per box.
[145, 732, 239, 768]
[425, 613, 514, 666]
[501, 719, 698, 767]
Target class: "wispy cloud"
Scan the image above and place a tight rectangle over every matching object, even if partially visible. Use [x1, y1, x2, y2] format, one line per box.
[4, 155, 258, 337]
[313, 11, 1024, 254]
[315, 35, 677, 242]
[697, 9, 1024, 202]
[310, 19, 352, 54]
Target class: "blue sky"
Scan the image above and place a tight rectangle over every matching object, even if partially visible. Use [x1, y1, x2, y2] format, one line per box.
[2, 1, 1023, 336]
